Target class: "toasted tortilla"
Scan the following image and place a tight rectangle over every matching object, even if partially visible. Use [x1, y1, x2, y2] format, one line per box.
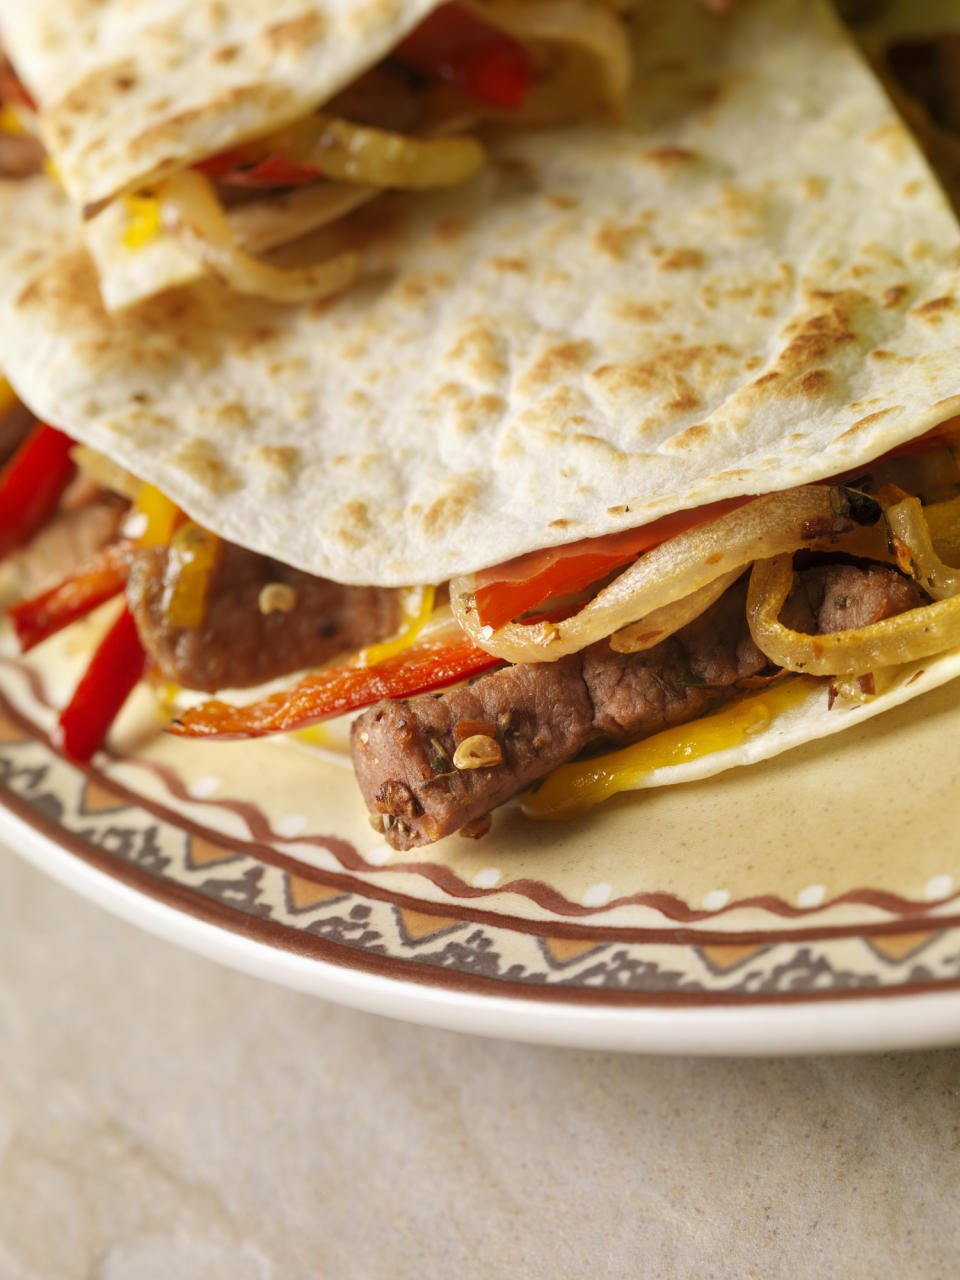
[0, 0, 439, 210]
[3, 0, 960, 593]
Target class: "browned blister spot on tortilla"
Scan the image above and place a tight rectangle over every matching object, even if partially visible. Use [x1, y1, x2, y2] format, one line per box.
[591, 343, 738, 410]
[911, 295, 956, 323]
[658, 248, 703, 272]
[489, 256, 530, 275]
[444, 323, 508, 385]
[867, 120, 911, 163]
[666, 390, 702, 411]
[593, 217, 653, 261]
[883, 284, 910, 308]
[168, 438, 238, 495]
[610, 298, 667, 325]
[640, 146, 699, 168]
[788, 368, 832, 397]
[800, 175, 826, 200]
[250, 445, 300, 475]
[262, 12, 326, 52]
[849, 408, 897, 430]
[662, 421, 712, 454]
[417, 474, 479, 537]
[332, 498, 373, 550]
[776, 291, 863, 372]
[516, 341, 594, 396]
[197, 402, 254, 433]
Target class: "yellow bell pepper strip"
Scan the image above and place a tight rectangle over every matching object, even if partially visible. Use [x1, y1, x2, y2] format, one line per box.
[170, 626, 501, 740]
[0, 421, 76, 560]
[162, 521, 220, 629]
[55, 604, 146, 763]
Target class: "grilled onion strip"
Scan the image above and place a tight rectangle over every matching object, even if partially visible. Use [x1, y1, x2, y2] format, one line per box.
[747, 554, 960, 675]
[269, 115, 487, 189]
[453, 486, 854, 663]
[160, 170, 359, 303]
[609, 569, 743, 653]
[884, 493, 960, 599]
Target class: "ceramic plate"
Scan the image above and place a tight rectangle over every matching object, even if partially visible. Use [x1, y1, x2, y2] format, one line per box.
[4, 606, 960, 1055]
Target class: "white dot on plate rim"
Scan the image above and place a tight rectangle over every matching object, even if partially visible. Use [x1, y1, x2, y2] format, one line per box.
[797, 884, 826, 908]
[925, 874, 954, 902]
[365, 843, 393, 867]
[702, 889, 730, 912]
[582, 882, 612, 907]
[472, 867, 501, 889]
[187, 775, 221, 799]
[275, 813, 308, 838]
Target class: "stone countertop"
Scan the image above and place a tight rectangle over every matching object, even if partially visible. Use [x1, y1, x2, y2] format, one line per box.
[2, 845, 960, 1280]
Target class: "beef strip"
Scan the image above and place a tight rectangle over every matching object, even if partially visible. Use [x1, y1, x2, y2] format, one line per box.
[6, 494, 128, 597]
[127, 539, 401, 691]
[352, 657, 594, 847]
[352, 564, 926, 850]
[782, 562, 925, 635]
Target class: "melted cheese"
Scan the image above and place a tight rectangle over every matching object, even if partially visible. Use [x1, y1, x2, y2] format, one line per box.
[522, 677, 813, 821]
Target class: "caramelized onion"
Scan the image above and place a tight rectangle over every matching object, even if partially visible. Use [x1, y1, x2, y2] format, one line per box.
[452, 487, 851, 663]
[884, 494, 960, 598]
[270, 114, 486, 189]
[747, 554, 960, 674]
[160, 171, 359, 303]
[609, 569, 743, 653]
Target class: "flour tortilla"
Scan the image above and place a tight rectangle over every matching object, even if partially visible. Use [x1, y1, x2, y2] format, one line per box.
[0, 0, 439, 210]
[2, 0, 960, 594]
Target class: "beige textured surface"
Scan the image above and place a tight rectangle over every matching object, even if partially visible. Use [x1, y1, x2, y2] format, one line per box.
[3, 847, 960, 1280]
[0, 0, 439, 207]
[4, 2, 960, 588]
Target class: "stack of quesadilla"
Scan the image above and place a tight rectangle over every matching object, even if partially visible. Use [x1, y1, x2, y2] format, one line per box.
[4, 0, 960, 850]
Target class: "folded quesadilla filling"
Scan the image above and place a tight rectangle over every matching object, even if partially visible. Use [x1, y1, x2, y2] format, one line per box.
[2, 1, 632, 308]
[5, 404, 960, 848]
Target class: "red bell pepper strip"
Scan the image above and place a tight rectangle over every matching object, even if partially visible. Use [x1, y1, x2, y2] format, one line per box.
[8, 540, 132, 652]
[170, 628, 501, 740]
[474, 496, 756, 631]
[195, 151, 322, 188]
[55, 604, 146, 763]
[395, 2, 533, 110]
[0, 421, 76, 560]
[472, 421, 960, 631]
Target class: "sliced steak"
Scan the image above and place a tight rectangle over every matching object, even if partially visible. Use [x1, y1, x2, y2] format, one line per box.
[352, 580, 767, 850]
[352, 656, 593, 847]
[352, 563, 926, 850]
[784, 562, 926, 635]
[583, 580, 766, 744]
[6, 494, 128, 597]
[127, 538, 401, 691]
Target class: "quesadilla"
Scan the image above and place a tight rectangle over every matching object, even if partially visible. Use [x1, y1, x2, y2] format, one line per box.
[0, 0, 631, 309]
[4, 0, 960, 850]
